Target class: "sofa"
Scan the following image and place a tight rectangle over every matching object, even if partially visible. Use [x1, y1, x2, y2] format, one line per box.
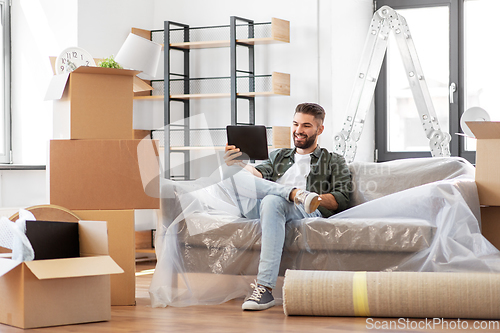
[149, 157, 500, 307]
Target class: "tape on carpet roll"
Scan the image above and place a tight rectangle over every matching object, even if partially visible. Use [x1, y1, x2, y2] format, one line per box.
[352, 272, 370, 317]
[282, 270, 500, 318]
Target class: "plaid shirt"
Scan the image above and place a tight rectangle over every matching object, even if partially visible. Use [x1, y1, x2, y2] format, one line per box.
[254, 146, 352, 217]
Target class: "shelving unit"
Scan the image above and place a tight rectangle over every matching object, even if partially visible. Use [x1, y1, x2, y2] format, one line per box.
[152, 126, 290, 150]
[132, 17, 289, 49]
[132, 17, 290, 180]
[133, 72, 289, 100]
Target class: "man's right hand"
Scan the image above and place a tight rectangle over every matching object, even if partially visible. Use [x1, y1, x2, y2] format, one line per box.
[224, 144, 244, 166]
[224, 144, 263, 178]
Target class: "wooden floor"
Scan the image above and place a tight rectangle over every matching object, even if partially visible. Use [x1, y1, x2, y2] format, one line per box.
[2, 262, 500, 332]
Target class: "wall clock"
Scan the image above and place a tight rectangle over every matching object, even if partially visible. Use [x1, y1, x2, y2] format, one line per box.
[55, 46, 96, 74]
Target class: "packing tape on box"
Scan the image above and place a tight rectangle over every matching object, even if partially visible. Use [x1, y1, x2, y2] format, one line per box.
[0, 210, 35, 261]
[283, 270, 500, 319]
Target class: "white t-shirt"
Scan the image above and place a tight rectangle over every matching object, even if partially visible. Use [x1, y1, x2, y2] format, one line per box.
[276, 153, 311, 190]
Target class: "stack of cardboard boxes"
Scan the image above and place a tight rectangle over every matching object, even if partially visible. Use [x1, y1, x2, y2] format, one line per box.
[45, 66, 160, 306]
[468, 122, 500, 249]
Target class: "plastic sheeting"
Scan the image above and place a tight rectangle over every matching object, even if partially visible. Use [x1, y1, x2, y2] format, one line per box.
[149, 157, 500, 308]
[0, 210, 35, 262]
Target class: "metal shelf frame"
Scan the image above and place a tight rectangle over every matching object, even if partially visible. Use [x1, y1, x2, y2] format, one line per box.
[230, 16, 256, 127]
[164, 20, 191, 179]
[163, 16, 259, 180]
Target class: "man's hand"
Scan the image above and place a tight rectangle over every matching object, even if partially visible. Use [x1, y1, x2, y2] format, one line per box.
[224, 144, 263, 178]
[318, 193, 339, 211]
[224, 144, 246, 167]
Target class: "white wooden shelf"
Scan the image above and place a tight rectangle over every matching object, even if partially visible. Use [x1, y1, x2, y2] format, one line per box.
[132, 18, 289, 50]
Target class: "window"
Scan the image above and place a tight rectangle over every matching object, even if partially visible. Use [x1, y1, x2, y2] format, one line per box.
[374, 0, 472, 162]
[463, 0, 500, 152]
[386, 6, 450, 153]
[0, 0, 10, 164]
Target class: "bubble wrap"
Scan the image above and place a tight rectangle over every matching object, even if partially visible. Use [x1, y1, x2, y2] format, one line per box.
[0, 210, 35, 262]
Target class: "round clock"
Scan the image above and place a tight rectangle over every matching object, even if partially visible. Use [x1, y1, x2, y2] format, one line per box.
[55, 46, 96, 74]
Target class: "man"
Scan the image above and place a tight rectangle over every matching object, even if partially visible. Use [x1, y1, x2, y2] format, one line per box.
[223, 102, 352, 311]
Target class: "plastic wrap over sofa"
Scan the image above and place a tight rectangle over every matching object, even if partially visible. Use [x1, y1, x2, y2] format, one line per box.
[149, 157, 500, 307]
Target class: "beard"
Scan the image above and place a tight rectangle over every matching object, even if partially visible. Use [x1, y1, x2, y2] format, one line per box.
[293, 132, 317, 149]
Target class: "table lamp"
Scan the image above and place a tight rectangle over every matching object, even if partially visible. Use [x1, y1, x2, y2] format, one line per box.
[115, 33, 162, 78]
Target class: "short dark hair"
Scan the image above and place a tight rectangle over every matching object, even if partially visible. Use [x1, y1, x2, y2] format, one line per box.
[294, 103, 325, 125]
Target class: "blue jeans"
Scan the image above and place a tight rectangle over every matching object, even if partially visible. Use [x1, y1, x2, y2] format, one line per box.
[222, 166, 322, 289]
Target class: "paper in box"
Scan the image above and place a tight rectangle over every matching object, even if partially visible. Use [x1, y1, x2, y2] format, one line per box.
[49, 139, 160, 210]
[0, 220, 123, 329]
[45, 66, 152, 140]
[466, 121, 500, 205]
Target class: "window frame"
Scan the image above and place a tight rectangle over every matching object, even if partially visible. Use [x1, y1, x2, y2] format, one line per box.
[374, 0, 469, 162]
[0, 0, 11, 164]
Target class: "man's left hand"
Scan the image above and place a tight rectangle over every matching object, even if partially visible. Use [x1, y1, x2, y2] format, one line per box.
[318, 193, 339, 211]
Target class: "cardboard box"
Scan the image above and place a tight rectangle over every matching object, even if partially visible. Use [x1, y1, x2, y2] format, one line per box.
[49, 139, 160, 210]
[45, 66, 151, 140]
[136, 230, 154, 250]
[480, 206, 500, 250]
[467, 121, 500, 206]
[0, 220, 123, 329]
[271, 126, 291, 148]
[73, 210, 136, 306]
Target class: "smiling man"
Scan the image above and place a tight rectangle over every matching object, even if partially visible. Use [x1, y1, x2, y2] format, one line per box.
[223, 102, 352, 311]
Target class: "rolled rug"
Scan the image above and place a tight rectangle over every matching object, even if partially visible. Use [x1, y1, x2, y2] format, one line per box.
[283, 270, 500, 319]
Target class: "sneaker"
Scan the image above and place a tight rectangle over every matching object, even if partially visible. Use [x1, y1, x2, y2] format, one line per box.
[294, 189, 321, 214]
[242, 282, 275, 311]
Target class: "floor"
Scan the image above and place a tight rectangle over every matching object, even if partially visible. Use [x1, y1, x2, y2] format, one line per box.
[2, 262, 500, 332]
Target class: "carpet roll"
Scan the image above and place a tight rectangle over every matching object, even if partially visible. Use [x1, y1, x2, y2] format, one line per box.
[282, 270, 500, 319]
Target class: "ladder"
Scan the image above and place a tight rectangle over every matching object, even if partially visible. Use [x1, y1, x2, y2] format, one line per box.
[333, 5, 451, 163]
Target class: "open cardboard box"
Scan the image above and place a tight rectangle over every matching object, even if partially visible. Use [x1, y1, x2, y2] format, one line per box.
[0, 220, 123, 329]
[45, 66, 152, 140]
[480, 206, 500, 250]
[466, 121, 500, 206]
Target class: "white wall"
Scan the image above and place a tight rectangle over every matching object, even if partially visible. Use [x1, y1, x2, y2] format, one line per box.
[6, 0, 374, 208]
[6, 0, 78, 209]
[330, 0, 375, 162]
[0, 170, 46, 207]
[77, 0, 154, 60]
[321, 0, 374, 162]
[11, 0, 78, 165]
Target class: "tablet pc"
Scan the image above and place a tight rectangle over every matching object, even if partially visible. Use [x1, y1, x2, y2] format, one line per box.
[226, 125, 269, 160]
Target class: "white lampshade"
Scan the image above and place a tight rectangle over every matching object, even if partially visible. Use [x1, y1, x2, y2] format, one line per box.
[460, 107, 490, 138]
[115, 33, 162, 78]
